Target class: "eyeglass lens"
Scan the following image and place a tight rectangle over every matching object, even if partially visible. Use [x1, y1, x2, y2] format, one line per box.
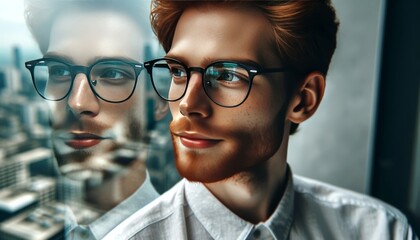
[151, 59, 251, 107]
[32, 59, 137, 102]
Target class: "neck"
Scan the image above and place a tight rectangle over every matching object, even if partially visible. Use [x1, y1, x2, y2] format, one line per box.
[204, 141, 289, 224]
[84, 160, 147, 211]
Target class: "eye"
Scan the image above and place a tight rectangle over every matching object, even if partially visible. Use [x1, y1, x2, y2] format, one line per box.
[167, 64, 187, 84]
[49, 65, 70, 78]
[92, 61, 136, 86]
[217, 71, 243, 82]
[214, 70, 248, 85]
[170, 66, 187, 78]
[207, 63, 249, 86]
[94, 69, 135, 86]
[99, 69, 128, 79]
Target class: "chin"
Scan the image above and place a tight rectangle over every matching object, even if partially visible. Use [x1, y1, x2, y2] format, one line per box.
[177, 166, 234, 183]
[63, 168, 104, 182]
[174, 149, 241, 183]
[173, 141, 281, 184]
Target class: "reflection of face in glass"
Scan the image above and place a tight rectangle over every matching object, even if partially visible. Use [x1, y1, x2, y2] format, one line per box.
[44, 10, 150, 204]
[28, 58, 143, 103]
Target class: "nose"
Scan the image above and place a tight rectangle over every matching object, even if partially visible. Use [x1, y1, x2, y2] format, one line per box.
[67, 73, 100, 117]
[178, 72, 212, 118]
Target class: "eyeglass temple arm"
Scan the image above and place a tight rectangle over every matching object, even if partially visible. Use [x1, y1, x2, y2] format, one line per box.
[259, 67, 287, 74]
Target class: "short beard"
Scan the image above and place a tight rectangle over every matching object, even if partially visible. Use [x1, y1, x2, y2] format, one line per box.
[228, 161, 268, 189]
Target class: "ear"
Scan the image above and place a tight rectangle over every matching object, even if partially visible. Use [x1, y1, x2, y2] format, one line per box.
[154, 97, 169, 121]
[288, 71, 326, 124]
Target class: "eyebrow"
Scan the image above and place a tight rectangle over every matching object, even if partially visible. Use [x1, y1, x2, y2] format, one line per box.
[164, 53, 261, 67]
[43, 52, 139, 65]
[44, 52, 74, 63]
[91, 56, 139, 63]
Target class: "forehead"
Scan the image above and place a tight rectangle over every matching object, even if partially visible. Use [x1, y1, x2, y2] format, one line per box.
[169, 5, 280, 66]
[47, 9, 144, 64]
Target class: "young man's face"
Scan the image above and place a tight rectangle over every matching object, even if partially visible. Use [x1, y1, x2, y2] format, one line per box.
[168, 6, 291, 183]
[45, 10, 149, 181]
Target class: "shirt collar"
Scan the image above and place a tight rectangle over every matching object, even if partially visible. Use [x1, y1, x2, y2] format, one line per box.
[264, 167, 294, 239]
[185, 166, 295, 240]
[65, 171, 159, 239]
[185, 180, 253, 240]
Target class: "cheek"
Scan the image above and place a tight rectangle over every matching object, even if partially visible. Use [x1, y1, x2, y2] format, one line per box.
[102, 99, 135, 118]
[234, 91, 281, 130]
[169, 102, 179, 117]
[47, 101, 67, 125]
[229, 100, 287, 159]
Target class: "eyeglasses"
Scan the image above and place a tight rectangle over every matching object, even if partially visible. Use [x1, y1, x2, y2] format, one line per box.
[144, 57, 287, 108]
[25, 58, 144, 103]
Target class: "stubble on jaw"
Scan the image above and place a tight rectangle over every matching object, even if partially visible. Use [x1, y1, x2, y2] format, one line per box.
[169, 120, 284, 185]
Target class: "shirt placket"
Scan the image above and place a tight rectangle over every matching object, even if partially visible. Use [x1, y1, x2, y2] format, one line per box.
[245, 224, 275, 240]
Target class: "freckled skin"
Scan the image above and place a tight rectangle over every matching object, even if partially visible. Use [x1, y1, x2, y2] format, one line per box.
[168, 6, 290, 183]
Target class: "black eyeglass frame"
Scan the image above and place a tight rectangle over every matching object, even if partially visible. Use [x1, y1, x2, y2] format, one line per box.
[25, 57, 144, 103]
[144, 57, 288, 108]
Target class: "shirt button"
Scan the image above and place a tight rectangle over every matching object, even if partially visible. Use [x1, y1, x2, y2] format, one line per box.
[253, 229, 261, 239]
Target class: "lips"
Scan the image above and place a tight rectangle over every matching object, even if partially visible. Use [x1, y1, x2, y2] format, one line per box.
[63, 132, 105, 149]
[175, 132, 222, 149]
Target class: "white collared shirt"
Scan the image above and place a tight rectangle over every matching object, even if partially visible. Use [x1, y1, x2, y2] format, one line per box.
[105, 167, 418, 240]
[65, 171, 159, 240]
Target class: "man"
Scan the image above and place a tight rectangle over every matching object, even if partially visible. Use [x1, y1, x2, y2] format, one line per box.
[23, 0, 168, 238]
[106, 0, 418, 239]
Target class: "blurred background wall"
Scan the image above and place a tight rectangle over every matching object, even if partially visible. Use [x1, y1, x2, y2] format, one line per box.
[288, 0, 383, 193]
[289, 0, 419, 233]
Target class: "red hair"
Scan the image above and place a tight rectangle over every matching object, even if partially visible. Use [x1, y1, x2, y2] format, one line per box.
[150, 0, 339, 134]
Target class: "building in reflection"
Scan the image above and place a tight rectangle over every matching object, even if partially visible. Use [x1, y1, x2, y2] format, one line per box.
[0, 46, 178, 239]
[0, 46, 61, 239]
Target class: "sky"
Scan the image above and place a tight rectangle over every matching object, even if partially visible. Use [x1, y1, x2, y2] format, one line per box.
[0, 0, 41, 65]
